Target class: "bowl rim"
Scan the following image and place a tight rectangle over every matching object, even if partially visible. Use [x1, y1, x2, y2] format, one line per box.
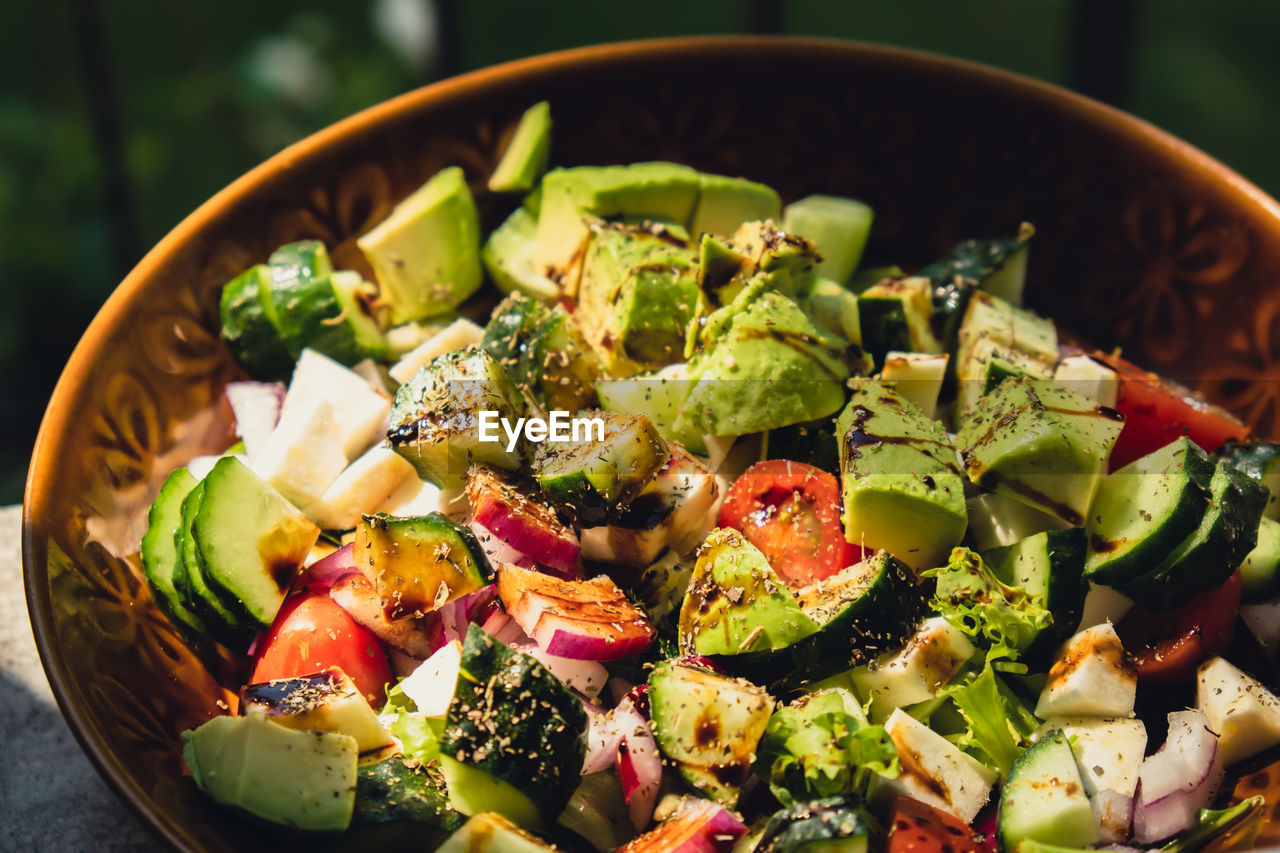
[21, 33, 1280, 851]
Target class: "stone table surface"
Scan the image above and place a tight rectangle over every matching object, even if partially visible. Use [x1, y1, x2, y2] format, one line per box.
[0, 505, 167, 852]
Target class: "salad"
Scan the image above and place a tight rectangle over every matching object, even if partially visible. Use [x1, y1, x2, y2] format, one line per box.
[141, 100, 1280, 852]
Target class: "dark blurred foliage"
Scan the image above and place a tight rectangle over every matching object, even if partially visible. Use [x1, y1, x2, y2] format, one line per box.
[1, 0, 1278, 505]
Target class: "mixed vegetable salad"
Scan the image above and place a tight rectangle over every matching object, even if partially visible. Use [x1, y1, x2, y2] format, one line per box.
[141, 101, 1280, 852]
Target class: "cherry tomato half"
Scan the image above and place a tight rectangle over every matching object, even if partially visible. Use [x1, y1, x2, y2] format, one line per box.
[719, 459, 862, 586]
[252, 591, 393, 706]
[887, 796, 990, 853]
[1092, 352, 1249, 470]
[1117, 570, 1242, 683]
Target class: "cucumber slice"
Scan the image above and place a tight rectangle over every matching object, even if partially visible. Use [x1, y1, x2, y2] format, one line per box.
[260, 240, 361, 365]
[218, 264, 293, 381]
[1119, 460, 1268, 610]
[355, 512, 491, 621]
[173, 481, 252, 647]
[481, 291, 599, 412]
[192, 456, 320, 630]
[984, 528, 1088, 660]
[140, 468, 206, 642]
[533, 411, 669, 525]
[1240, 516, 1280, 602]
[1084, 437, 1215, 586]
[330, 269, 389, 361]
[1217, 438, 1280, 521]
[757, 797, 876, 853]
[997, 730, 1099, 851]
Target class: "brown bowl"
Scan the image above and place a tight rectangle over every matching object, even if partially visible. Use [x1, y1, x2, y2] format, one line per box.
[23, 36, 1280, 851]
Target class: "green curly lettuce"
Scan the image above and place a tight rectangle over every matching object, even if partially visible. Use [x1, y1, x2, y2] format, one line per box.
[380, 680, 443, 763]
[934, 662, 1037, 779]
[755, 688, 899, 806]
[924, 546, 1052, 665]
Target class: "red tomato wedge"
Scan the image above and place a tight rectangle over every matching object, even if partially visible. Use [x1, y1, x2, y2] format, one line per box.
[719, 459, 861, 585]
[888, 796, 990, 853]
[1092, 352, 1249, 470]
[251, 591, 393, 706]
[1117, 570, 1242, 684]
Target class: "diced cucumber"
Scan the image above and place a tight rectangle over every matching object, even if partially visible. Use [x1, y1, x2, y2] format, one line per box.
[756, 797, 876, 853]
[1083, 437, 1215, 586]
[763, 418, 840, 476]
[997, 731, 1099, 852]
[648, 660, 773, 807]
[329, 269, 389, 361]
[192, 456, 320, 630]
[387, 346, 525, 488]
[481, 291, 599, 411]
[1118, 460, 1267, 610]
[353, 756, 463, 831]
[595, 362, 703, 453]
[533, 410, 669, 525]
[260, 240, 361, 365]
[922, 224, 1034, 311]
[983, 528, 1088, 660]
[1218, 438, 1280, 521]
[355, 512, 491, 621]
[1240, 517, 1280, 601]
[140, 468, 206, 642]
[439, 625, 586, 828]
[173, 481, 251, 647]
[782, 195, 874, 284]
[218, 264, 293, 381]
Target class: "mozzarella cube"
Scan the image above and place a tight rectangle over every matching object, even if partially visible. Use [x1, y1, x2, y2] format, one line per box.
[388, 318, 485, 386]
[306, 444, 417, 529]
[851, 616, 976, 722]
[1053, 355, 1119, 409]
[250, 400, 349, 508]
[281, 349, 391, 459]
[877, 708, 997, 823]
[1196, 656, 1280, 766]
[880, 351, 949, 419]
[1036, 623, 1137, 718]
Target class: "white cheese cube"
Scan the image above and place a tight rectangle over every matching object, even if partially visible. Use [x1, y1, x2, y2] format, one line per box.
[880, 351, 949, 419]
[250, 400, 349, 508]
[306, 444, 417, 529]
[1036, 623, 1137, 718]
[851, 616, 976, 722]
[1196, 656, 1280, 766]
[1054, 355, 1119, 409]
[1076, 583, 1135, 633]
[281, 349, 391, 459]
[388, 318, 485, 386]
[877, 708, 997, 823]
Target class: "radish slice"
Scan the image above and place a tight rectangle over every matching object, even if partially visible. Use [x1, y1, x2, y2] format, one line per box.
[497, 563, 656, 661]
[1132, 709, 1224, 844]
[615, 797, 748, 852]
[330, 573, 440, 659]
[613, 698, 661, 831]
[468, 463, 581, 572]
[225, 380, 285, 460]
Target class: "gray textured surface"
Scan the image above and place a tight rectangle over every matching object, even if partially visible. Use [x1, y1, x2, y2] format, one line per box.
[0, 505, 166, 852]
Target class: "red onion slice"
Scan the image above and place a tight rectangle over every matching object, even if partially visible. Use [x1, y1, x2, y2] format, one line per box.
[615, 797, 748, 853]
[534, 612, 655, 661]
[613, 698, 661, 830]
[468, 463, 581, 572]
[301, 543, 359, 591]
[583, 709, 628, 775]
[225, 381, 285, 460]
[1133, 709, 1224, 844]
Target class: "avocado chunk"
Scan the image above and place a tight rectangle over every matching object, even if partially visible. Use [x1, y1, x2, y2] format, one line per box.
[858, 276, 943, 366]
[182, 713, 357, 833]
[802, 276, 864, 347]
[678, 289, 854, 437]
[488, 101, 551, 193]
[783, 195, 874, 284]
[533, 162, 702, 288]
[953, 290, 1058, 418]
[355, 512, 491, 621]
[837, 380, 967, 570]
[140, 467, 206, 642]
[690, 172, 781, 238]
[595, 362, 704, 453]
[219, 264, 293, 381]
[358, 166, 482, 324]
[679, 527, 820, 656]
[481, 203, 560, 303]
[648, 660, 773, 806]
[956, 377, 1124, 526]
[387, 345, 525, 488]
[481, 291, 599, 411]
[576, 221, 701, 374]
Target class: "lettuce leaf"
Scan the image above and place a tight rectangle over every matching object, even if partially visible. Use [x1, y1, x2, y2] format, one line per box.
[756, 688, 899, 805]
[380, 680, 444, 763]
[924, 547, 1052, 664]
[938, 662, 1031, 778]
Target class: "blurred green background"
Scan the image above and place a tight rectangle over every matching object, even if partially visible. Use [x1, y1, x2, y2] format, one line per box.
[2, 0, 1277, 505]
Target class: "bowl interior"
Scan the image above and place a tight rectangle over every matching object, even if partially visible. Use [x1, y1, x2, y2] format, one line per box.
[23, 36, 1280, 851]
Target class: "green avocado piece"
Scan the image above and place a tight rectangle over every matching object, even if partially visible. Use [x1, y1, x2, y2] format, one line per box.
[358, 166, 482, 324]
[803, 276, 864, 346]
[782, 194, 874, 284]
[488, 101, 551, 193]
[690, 172, 781, 238]
[481, 203, 561, 303]
[956, 377, 1124, 526]
[677, 289, 854, 437]
[678, 527, 820, 656]
[218, 264, 294, 381]
[576, 221, 701, 374]
[837, 380, 968, 570]
[182, 713, 357, 833]
[594, 362, 705, 454]
[533, 162, 702, 287]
